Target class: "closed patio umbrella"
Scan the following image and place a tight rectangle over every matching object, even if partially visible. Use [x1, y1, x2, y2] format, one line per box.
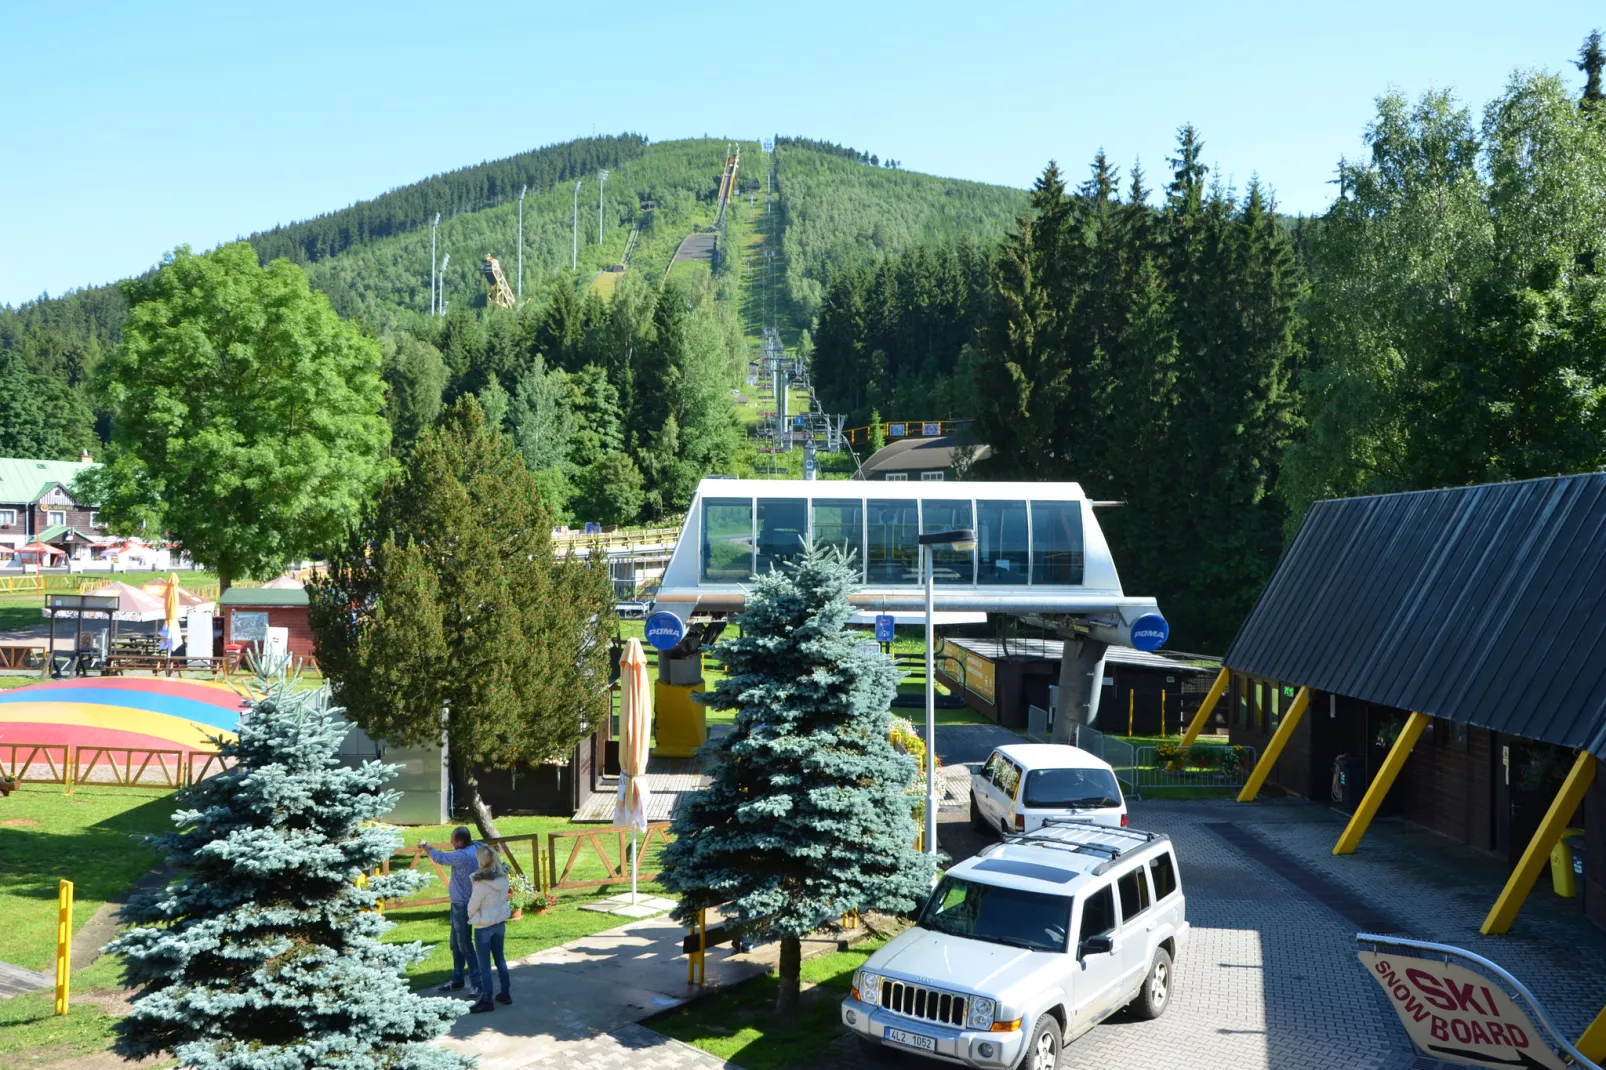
[616, 638, 654, 904]
[159, 573, 182, 653]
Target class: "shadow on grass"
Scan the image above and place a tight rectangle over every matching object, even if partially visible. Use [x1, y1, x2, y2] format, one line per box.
[648, 940, 880, 1070]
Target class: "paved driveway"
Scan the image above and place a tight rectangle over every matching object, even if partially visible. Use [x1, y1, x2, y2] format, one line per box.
[832, 796, 1606, 1070]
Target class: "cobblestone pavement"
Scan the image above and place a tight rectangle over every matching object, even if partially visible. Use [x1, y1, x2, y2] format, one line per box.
[511, 1024, 738, 1069]
[818, 797, 1606, 1070]
[463, 721, 1606, 1070]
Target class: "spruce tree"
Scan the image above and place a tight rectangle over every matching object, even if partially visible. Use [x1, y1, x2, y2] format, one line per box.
[309, 396, 616, 839]
[659, 545, 934, 1019]
[1579, 30, 1604, 107]
[106, 662, 469, 1070]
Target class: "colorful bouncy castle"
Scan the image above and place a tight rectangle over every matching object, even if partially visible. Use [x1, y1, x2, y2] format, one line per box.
[0, 678, 245, 752]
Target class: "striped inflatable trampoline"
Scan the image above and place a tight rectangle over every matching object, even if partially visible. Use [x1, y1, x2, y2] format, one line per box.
[0, 678, 245, 752]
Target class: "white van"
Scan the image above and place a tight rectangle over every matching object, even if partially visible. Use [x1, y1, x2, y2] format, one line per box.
[971, 743, 1126, 837]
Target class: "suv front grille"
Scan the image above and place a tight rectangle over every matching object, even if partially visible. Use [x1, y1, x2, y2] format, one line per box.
[880, 979, 967, 1027]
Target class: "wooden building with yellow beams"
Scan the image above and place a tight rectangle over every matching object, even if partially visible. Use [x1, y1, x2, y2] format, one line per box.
[1209, 474, 1606, 938]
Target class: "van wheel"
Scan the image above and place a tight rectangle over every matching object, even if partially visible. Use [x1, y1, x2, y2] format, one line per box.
[1129, 947, 1173, 1020]
[855, 1035, 898, 1063]
[1023, 1013, 1063, 1070]
[970, 794, 988, 834]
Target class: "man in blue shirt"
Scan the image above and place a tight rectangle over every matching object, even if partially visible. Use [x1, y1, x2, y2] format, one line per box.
[418, 826, 480, 992]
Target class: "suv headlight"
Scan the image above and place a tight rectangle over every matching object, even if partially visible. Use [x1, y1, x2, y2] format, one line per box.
[854, 971, 882, 1006]
[967, 996, 997, 1030]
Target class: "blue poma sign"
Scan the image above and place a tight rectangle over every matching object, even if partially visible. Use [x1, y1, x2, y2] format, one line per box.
[1128, 613, 1169, 652]
[644, 611, 687, 651]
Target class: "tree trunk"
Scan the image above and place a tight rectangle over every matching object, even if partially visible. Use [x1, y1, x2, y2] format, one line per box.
[219, 571, 232, 595]
[463, 769, 503, 842]
[775, 934, 801, 1021]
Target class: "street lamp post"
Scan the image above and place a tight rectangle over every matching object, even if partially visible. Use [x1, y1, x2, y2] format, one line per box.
[917, 527, 977, 859]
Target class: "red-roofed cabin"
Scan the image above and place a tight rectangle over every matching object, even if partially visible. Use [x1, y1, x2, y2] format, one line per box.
[217, 586, 315, 662]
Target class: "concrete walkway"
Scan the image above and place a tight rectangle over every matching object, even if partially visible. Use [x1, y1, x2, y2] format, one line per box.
[434, 909, 847, 1069]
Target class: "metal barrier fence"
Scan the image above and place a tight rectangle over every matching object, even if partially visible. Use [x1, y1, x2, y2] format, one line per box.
[1027, 705, 1050, 742]
[1072, 724, 1140, 799]
[1132, 743, 1257, 793]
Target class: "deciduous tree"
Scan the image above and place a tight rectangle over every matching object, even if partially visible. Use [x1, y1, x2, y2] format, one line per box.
[79, 243, 391, 590]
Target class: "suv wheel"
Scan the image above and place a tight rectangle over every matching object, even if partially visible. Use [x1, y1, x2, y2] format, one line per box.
[970, 794, 989, 834]
[1130, 947, 1173, 1020]
[855, 1035, 898, 1063]
[1023, 1013, 1062, 1070]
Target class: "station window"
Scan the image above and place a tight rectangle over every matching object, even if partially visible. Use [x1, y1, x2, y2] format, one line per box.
[920, 471, 945, 481]
[922, 499, 974, 584]
[811, 499, 864, 576]
[1030, 501, 1084, 585]
[976, 500, 1028, 585]
[701, 498, 753, 583]
[755, 498, 808, 576]
[866, 499, 919, 584]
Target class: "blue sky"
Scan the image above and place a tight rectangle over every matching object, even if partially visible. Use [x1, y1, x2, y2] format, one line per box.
[2, 1, 1598, 305]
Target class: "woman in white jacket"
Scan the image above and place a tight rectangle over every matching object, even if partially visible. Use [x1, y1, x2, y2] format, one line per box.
[466, 846, 513, 1013]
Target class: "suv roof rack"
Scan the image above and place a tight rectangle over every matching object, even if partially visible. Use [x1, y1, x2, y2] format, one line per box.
[1003, 819, 1169, 875]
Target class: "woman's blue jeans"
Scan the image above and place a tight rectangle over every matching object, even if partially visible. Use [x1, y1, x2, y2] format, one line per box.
[474, 922, 510, 999]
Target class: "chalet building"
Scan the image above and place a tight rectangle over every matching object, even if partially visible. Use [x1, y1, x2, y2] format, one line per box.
[0, 454, 108, 560]
[1224, 474, 1606, 932]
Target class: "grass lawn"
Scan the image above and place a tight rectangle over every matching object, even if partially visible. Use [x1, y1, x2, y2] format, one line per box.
[380, 814, 677, 987]
[0, 784, 176, 1065]
[0, 784, 172, 972]
[0, 950, 153, 1064]
[650, 938, 884, 1070]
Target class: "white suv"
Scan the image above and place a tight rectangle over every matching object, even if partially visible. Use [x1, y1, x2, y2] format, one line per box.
[842, 821, 1187, 1069]
[972, 744, 1127, 838]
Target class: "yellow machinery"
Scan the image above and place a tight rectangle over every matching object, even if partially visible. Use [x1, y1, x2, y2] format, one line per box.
[480, 255, 516, 309]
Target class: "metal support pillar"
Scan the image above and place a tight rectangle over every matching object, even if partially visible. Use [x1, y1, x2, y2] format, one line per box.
[1179, 667, 1229, 747]
[1481, 749, 1597, 935]
[1579, 1005, 1606, 1063]
[1332, 711, 1429, 855]
[1050, 637, 1108, 743]
[1236, 686, 1310, 802]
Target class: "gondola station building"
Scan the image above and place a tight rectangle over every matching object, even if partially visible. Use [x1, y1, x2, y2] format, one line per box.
[1198, 474, 1606, 935]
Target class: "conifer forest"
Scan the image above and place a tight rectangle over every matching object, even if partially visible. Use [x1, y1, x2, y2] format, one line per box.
[4, 35, 1604, 651]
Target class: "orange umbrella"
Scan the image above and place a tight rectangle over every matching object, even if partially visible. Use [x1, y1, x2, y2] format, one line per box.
[616, 638, 654, 902]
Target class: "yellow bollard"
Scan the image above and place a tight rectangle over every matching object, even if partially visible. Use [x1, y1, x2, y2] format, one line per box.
[1161, 691, 1166, 737]
[55, 879, 73, 1015]
[1127, 691, 1134, 736]
[64, 745, 74, 797]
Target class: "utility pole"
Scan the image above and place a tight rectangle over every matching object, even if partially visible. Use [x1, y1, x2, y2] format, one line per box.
[438, 253, 449, 316]
[516, 185, 527, 301]
[572, 180, 582, 271]
[430, 213, 441, 315]
[597, 169, 608, 247]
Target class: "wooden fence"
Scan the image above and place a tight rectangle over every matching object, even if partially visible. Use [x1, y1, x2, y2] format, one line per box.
[0, 644, 46, 669]
[0, 742, 228, 789]
[547, 823, 673, 891]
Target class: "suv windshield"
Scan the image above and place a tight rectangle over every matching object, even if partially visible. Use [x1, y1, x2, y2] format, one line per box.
[918, 876, 1071, 953]
[1023, 767, 1121, 809]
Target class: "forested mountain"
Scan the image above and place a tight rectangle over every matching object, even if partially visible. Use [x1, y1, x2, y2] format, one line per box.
[773, 146, 1026, 321]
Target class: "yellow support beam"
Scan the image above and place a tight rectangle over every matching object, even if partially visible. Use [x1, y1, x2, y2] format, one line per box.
[1481, 749, 1596, 935]
[1578, 1004, 1606, 1063]
[1333, 712, 1429, 855]
[54, 879, 73, 1016]
[1179, 668, 1229, 748]
[1236, 686, 1309, 803]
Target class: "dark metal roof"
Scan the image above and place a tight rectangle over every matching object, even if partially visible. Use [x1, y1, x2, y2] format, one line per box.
[1224, 474, 1606, 757]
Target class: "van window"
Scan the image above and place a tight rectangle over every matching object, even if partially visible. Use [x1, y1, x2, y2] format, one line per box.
[1117, 867, 1151, 921]
[1149, 852, 1178, 900]
[1022, 767, 1121, 809]
[981, 752, 1002, 784]
[995, 761, 1022, 799]
[1078, 884, 1116, 943]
